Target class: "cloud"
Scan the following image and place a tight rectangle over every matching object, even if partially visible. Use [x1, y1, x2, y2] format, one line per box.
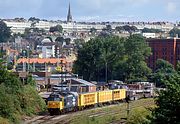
[0, 0, 179, 21]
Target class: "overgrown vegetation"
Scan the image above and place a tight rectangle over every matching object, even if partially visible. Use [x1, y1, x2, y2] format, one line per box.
[151, 73, 180, 123]
[0, 64, 46, 123]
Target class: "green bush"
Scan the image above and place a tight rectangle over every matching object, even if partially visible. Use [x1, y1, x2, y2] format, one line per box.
[0, 64, 46, 123]
[21, 85, 46, 116]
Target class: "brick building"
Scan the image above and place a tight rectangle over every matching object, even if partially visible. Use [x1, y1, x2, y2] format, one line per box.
[147, 38, 180, 70]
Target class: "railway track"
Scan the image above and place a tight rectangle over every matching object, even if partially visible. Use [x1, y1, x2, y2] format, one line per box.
[23, 98, 154, 124]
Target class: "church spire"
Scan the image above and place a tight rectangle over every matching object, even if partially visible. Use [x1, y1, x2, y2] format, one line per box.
[67, 2, 72, 23]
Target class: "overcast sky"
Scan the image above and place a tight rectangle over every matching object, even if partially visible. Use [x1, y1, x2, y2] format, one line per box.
[0, 0, 179, 22]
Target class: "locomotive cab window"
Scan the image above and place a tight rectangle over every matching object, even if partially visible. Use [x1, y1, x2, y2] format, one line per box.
[48, 94, 62, 101]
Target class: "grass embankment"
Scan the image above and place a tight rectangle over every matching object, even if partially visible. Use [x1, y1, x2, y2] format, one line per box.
[70, 98, 155, 124]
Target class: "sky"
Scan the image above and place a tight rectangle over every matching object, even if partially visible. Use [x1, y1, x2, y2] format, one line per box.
[0, 0, 179, 22]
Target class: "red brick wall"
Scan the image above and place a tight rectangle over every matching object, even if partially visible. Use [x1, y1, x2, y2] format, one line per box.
[147, 38, 180, 70]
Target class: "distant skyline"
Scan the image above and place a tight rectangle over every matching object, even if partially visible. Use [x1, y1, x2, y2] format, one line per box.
[0, 0, 179, 22]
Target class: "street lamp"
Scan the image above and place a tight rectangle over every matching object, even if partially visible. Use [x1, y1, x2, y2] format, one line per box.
[27, 45, 30, 72]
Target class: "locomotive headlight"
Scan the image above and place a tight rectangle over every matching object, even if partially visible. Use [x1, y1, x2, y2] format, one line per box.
[72, 98, 76, 102]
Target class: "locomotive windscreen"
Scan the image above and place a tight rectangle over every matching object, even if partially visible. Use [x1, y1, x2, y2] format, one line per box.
[48, 94, 62, 101]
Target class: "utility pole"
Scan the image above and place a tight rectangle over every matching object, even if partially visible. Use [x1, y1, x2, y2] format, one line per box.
[126, 96, 130, 118]
[105, 62, 108, 84]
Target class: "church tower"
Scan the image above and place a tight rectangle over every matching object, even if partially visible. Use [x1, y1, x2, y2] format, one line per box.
[67, 2, 72, 23]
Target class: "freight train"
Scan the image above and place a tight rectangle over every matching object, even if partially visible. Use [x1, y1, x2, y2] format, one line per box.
[47, 89, 126, 115]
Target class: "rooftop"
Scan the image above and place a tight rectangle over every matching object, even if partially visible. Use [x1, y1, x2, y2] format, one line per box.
[17, 58, 67, 64]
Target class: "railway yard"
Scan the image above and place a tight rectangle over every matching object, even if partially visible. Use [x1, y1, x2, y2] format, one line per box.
[23, 98, 154, 124]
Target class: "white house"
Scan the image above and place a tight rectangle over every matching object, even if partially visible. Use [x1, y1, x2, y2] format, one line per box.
[37, 38, 56, 58]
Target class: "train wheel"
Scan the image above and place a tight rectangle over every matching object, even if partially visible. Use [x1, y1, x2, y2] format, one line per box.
[74, 107, 78, 112]
[57, 110, 61, 115]
[61, 109, 65, 114]
[98, 103, 102, 107]
[49, 111, 54, 116]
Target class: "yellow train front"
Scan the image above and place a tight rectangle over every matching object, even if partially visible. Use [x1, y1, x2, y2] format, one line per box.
[47, 92, 79, 115]
[47, 93, 64, 115]
[47, 89, 126, 115]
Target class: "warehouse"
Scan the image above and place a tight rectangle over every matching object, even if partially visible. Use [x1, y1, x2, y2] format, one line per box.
[65, 78, 97, 93]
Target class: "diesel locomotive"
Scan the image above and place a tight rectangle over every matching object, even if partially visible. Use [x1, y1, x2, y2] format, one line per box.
[47, 89, 126, 115]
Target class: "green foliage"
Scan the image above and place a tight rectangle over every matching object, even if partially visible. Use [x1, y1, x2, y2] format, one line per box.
[22, 28, 31, 38]
[73, 37, 103, 81]
[115, 25, 138, 33]
[49, 25, 63, 33]
[176, 61, 180, 75]
[123, 35, 152, 82]
[55, 36, 64, 43]
[65, 38, 71, 45]
[127, 108, 151, 124]
[90, 27, 97, 35]
[0, 21, 11, 42]
[22, 28, 45, 38]
[0, 64, 46, 123]
[0, 84, 18, 122]
[20, 85, 46, 116]
[26, 75, 36, 86]
[28, 17, 40, 22]
[7, 62, 13, 70]
[0, 117, 9, 124]
[151, 59, 176, 87]
[169, 28, 180, 38]
[142, 28, 162, 33]
[74, 38, 85, 50]
[73, 34, 151, 82]
[151, 74, 180, 124]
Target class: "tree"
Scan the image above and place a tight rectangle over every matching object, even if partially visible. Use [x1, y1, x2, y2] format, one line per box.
[99, 36, 125, 83]
[142, 28, 162, 33]
[65, 38, 71, 45]
[102, 25, 112, 33]
[0, 21, 11, 42]
[90, 27, 97, 35]
[169, 28, 180, 38]
[55, 37, 64, 43]
[115, 25, 138, 34]
[123, 34, 152, 82]
[73, 34, 151, 82]
[49, 25, 63, 33]
[151, 59, 176, 87]
[123, 25, 138, 33]
[74, 38, 85, 50]
[176, 61, 180, 75]
[151, 73, 180, 124]
[115, 26, 124, 32]
[28, 17, 40, 22]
